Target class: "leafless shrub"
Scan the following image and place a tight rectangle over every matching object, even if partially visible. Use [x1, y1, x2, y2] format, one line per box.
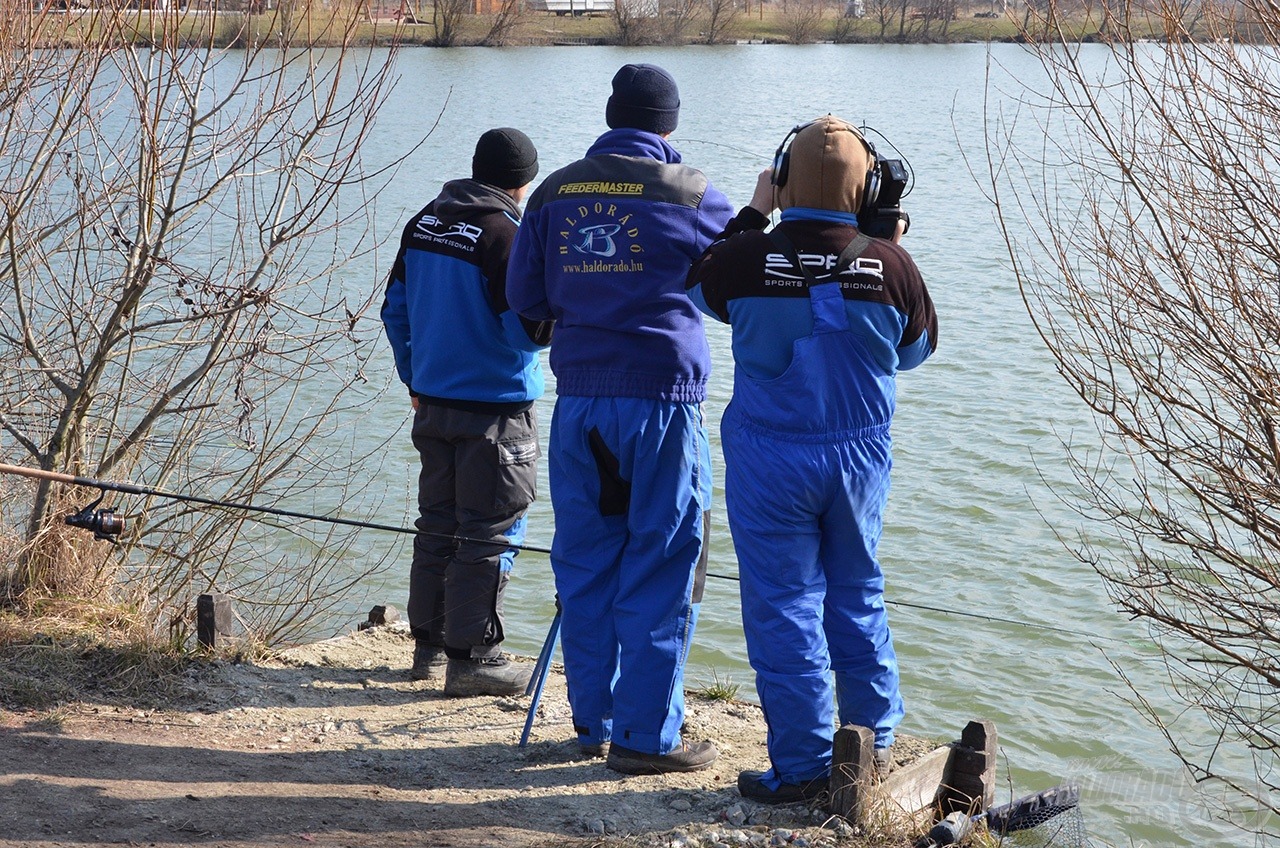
[657, 0, 701, 41]
[611, 0, 661, 43]
[431, 0, 472, 43]
[780, 0, 828, 41]
[990, 0, 1280, 834]
[702, 0, 744, 42]
[831, 2, 862, 40]
[863, 0, 899, 39]
[1, 1, 408, 644]
[479, 0, 527, 44]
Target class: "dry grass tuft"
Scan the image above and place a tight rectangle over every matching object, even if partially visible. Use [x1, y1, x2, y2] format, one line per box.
[2, 489, 121, 608]
[0, 606, 190, 712]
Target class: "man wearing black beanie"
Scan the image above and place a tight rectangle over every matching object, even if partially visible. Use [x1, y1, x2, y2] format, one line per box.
[507, 65, 733, 774]
[382, 127, 551, 697]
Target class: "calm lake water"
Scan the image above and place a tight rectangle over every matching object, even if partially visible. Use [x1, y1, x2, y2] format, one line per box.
[335, 44, 1257, 847]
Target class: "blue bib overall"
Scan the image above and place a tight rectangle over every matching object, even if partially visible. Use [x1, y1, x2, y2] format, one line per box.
[722, 261, 905, 788]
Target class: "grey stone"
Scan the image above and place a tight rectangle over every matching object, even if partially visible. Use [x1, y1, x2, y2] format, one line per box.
[670, 798, 693, 812]
[726, 805, 747, 826]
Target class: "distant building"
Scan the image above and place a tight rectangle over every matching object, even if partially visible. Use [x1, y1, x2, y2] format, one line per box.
[526, 0, 615, 13]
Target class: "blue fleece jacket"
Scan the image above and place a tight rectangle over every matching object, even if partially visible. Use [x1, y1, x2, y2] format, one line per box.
[506, 129, 733, 403]
[382, 179, 550, 409]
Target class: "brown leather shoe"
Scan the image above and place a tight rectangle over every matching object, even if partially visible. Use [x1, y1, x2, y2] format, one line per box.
[606, 739, 718, 774]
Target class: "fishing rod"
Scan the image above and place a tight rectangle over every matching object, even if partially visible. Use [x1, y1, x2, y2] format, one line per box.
[0, 462, 552, 555]
[1, 462, 1109, 643]
[703, 571, 1114, 643]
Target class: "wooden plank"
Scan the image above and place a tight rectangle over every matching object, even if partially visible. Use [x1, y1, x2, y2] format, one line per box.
[874, 743, 953, 826]
[829, 724, 874, 821]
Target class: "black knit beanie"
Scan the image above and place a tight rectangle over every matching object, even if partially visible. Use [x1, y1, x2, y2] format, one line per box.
[605, 63, 680, 136]
[472, 128, 539, 190]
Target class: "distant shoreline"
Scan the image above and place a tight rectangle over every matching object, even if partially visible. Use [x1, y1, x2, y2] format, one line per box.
[22, 5, 1215, 50]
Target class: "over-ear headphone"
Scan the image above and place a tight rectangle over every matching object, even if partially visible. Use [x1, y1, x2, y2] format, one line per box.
[770, 117, 881, 212]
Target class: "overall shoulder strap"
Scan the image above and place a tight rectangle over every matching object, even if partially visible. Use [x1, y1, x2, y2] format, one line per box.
[767, 229, 816, 284]
[833, 233, 874, 275]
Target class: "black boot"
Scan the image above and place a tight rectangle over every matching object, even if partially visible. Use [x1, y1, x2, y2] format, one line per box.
[442, 654, 531, 696]
[409, 643, 447, 681]
[737, 770, 827, 804]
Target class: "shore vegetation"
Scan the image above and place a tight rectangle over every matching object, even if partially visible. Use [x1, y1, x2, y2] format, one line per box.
[1, 0, 405, 647]
[6, 0, 1259, 49]
[991, 0, 1280, 838]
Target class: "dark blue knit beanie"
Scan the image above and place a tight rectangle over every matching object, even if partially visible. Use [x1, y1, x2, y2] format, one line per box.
[605, 63, 680, 135]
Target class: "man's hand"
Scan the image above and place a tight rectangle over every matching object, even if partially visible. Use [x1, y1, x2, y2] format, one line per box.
[892, 217, 906, 244]
[411, 395, 419, 411]
[748, 168, 777, 217]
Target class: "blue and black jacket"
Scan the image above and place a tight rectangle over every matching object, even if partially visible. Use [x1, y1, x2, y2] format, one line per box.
[687, 206, 937, 383]
[506, 129, 733, 403]
[382, 179, 552, 413]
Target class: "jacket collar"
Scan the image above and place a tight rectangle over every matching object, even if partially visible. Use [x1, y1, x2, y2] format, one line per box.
[780, 207, 860, 227]
[435, 178, 521, 221]
[585, 128, 683, 164]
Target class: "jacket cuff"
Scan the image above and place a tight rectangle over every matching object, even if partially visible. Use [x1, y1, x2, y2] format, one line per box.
[736, 206, 771, 231]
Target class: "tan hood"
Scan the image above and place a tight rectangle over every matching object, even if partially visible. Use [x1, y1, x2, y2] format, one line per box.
[776, 115, 873, 214]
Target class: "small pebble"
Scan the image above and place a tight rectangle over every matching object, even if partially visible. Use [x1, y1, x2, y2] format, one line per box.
[726, 805, 747, 826]
[670, 798, 693, 812]
[587, 819, 605, 834]
[826, 820, 853, 838]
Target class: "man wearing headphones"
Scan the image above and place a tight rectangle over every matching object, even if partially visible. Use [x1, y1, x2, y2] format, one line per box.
[686, 115, 937, 803]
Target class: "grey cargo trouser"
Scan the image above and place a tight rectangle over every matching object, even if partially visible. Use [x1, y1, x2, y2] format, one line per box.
[408, 402, 538, 660]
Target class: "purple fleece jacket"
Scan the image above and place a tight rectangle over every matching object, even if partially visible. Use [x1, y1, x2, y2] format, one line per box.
[506, 129, 733, 402]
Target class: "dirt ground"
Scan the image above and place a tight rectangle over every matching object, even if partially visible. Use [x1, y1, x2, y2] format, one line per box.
[0, 625, 932, 848]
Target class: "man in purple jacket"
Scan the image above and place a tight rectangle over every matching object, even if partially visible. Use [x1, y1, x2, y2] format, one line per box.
[506, 64, 733, 775]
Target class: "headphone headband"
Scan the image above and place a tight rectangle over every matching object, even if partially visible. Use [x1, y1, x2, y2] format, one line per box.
[770, 117, 881, 213]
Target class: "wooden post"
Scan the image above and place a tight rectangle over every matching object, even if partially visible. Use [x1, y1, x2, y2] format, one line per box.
[829, 724, 875, 821]
[196, 592, 235, 648]
[941, 719, 998, 814]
